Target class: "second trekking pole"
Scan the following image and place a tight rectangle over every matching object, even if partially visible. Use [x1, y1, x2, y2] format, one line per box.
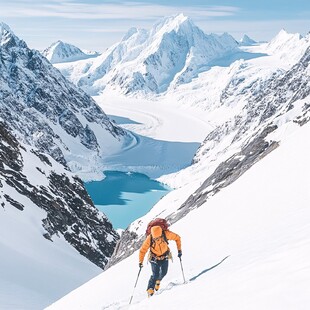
[179, 257, 186, 283]
[129, 265, 142, 305]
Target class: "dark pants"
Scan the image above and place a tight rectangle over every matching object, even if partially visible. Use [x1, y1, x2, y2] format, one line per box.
[147, 259, 168, 290]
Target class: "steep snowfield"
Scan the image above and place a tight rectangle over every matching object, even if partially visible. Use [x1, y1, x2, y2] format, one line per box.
[0, 142, 102, 310]
[47, 121, 310, 310]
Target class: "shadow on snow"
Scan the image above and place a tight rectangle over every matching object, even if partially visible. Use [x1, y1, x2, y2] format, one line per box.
[189, 255, 230, 282]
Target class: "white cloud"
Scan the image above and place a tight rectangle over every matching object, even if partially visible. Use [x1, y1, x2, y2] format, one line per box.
[0, 1, 239, 20]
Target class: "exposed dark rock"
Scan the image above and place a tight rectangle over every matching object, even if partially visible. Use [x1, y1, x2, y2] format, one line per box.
[170, 126, 279, 221]
[0, 23, 127, 168]
[0, 121, 119, 268]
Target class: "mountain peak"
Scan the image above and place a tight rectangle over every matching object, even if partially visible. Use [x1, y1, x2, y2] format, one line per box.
[169, 13, 188, 23]
[240, 34, 257, 45]
[0, 22, 26, 48]
[268, 29, 304, 53]
[276, 28, 303, 40]
[55, 14, 239, 95]
[0, 22, 11, 32]
[1, 22, 15, 45]
[42, 40, 95, 64]
[54, 40, 64, 46]
[152, 13, 192, 34]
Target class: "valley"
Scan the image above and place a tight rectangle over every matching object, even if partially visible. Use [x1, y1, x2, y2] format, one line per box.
[1, 12, 310, 310]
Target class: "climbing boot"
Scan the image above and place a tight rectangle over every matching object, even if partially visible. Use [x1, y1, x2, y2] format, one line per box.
[147, 288, 154, 297]
[155, 280, 161, 291]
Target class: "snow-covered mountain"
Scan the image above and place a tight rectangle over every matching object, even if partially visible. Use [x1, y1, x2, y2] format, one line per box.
[55, 14, 239, 95]
[0, 22, 132, 180]
[265, 29, 309, 67]
[42, 40, 99, 64]
[0, 22, 131, 308]
[0, 121, 119, 309]
[47, 119, 310, 310]
[104, 34, 310, 268]
[46, 29, 310, 308]
[239, 34, 257, 45]
[2, 15, 310, 309]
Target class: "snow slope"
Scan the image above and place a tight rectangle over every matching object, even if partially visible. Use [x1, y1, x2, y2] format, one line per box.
[47, 120, 310, 310]
[0, 196, 100, 310]
[0, 125, 107, 310]
[46, 28, 310, 309]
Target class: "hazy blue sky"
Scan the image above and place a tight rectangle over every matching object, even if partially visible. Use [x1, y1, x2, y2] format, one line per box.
[0, 0, 309, 52]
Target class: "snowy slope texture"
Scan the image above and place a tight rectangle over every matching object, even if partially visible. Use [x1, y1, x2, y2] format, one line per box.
[0, 22, 130, 179]
[106, 43, 310, 268]
[47, 121, 310, 310]
[0, 121, 120, 309]
[42, 40, 99, 64]
[55, 14, 239, 95]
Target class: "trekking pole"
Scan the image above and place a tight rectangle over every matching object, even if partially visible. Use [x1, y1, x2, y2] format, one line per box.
[179, 257, 186, 284]
[129, 266, 142, 305]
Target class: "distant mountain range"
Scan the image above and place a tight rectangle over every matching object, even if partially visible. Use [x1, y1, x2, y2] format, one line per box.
[53, 14, 240, 95]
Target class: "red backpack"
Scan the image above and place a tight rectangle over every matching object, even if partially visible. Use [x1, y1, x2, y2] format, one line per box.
[146, 218, 170, 235]
[146, 218, 170, 249]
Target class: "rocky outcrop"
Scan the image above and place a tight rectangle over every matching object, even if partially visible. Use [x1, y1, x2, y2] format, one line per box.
[0, 23, 129, 172]
[0, 121, 119, 268]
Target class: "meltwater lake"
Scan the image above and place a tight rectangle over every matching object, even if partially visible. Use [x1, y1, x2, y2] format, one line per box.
[85, 171, 170, 229]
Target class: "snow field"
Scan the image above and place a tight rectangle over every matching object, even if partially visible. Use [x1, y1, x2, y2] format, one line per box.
[47, 122, 310, 310]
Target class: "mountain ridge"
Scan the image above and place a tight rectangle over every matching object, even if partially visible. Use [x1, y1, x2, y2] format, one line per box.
[0, 22, 132, 180]
[54, 14, 239, 95]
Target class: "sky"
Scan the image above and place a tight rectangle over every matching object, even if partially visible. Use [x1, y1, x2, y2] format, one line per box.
[0, 0, 309, 52]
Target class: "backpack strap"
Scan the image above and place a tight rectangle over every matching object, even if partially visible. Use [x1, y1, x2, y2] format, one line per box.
[162, 231, 169, 244]
[150, 231, 169, 248]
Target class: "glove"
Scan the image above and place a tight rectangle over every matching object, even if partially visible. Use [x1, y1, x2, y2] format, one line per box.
[178, 250, 182, 258]
[139, 262, 143, 268]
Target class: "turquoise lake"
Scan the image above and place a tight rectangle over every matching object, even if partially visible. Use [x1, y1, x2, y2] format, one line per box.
[84, 171, 170, 229]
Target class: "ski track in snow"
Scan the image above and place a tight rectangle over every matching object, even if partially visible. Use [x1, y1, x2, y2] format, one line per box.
[101, 280, 188, 310]
[103, 257, 229, 310]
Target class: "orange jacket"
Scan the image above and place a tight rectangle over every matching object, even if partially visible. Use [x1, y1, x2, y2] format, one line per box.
[139, 230, 181, 263]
